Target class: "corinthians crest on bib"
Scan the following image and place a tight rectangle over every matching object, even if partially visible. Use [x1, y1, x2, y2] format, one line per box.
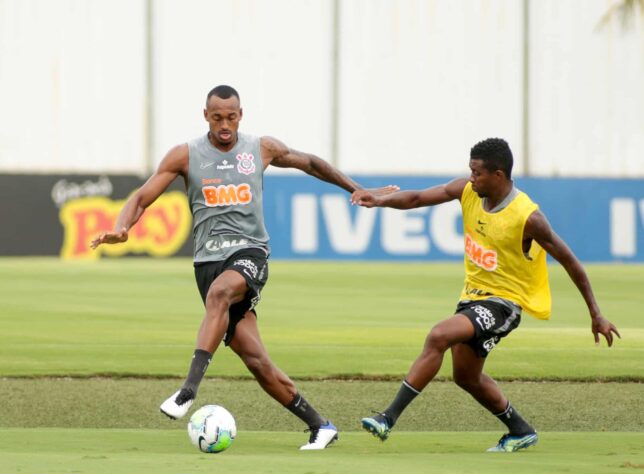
[236, 153, 256, 175]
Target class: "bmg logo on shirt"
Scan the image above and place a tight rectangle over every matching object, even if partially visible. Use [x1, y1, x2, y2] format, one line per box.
[202, 183, 252, 207]
[465, 233, 497, 271]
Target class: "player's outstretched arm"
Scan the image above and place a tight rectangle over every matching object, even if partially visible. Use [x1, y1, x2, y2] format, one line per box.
[90, 144, 188, 250]
[260, 136, 398, 195]
[525, 210, 621, 347]
[351, 178, 468, 209]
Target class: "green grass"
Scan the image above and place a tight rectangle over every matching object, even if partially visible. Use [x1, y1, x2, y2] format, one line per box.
[1, 430, 642, 474]
[1, 258, 643, 473]
[0, 258, 642, 379]
[1, 378, 642, 432]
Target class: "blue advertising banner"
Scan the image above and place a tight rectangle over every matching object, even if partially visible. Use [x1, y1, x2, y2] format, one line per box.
[263, 175, 644, 262]
[1, 174, 641, 262]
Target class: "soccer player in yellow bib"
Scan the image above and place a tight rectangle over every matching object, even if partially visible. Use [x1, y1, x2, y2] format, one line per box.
[351, 137, 620, 452]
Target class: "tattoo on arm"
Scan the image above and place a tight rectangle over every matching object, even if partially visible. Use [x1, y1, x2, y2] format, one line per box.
[263, 136, 360, 193]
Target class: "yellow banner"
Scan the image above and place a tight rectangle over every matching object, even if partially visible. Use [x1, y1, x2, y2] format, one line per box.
[59, 191, 191, 260]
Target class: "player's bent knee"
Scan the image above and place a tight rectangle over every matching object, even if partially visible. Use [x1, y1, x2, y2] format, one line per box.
[205, 285, 235, 309]
[243, 354, 273, 379]
[426, 327, 451, 352]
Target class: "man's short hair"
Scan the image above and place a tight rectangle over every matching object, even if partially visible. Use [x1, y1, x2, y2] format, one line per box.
[206, 85, 240, 103]
[470, 138, 513, 179]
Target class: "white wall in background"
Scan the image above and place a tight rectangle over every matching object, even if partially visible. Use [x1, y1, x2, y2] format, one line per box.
[0, 0, 642, 176]
[0, 0, 146, 173]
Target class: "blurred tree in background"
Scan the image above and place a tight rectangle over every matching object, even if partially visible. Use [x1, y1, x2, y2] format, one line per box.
[597, 0, 644, 30]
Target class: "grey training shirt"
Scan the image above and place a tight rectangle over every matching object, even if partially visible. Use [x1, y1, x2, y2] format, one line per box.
[187, 133, 269, 262]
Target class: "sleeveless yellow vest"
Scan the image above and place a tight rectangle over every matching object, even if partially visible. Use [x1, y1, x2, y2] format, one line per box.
[459, 182, 551, 320]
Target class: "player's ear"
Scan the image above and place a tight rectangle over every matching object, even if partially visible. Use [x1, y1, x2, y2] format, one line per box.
[203, 108, 208, 121]
[239, 108, 243, 121]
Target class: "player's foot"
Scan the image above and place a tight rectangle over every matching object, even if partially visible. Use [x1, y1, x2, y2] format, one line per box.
[487, 432, 539, 452]
[299, 421, 339, 450]
[159, 388, 195, 420]
[361, 413, 392, 441]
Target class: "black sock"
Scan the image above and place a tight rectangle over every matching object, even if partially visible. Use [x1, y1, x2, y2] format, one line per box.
[182, 349, 212, 394]
[285, 393, 326, 429]
[493, 402, 535, 435]
[382, 380, 421, 427]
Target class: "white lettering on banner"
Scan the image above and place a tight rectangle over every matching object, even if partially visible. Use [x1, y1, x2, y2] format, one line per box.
[610, 198, 644, 258]
[290, 193, 463, 256]
[382, 208, 429, 254]
[292, 194, 318, 253]
[321, 195, 375, 253]
[430, 200, 463, 254]
[51, 176, 113, 208]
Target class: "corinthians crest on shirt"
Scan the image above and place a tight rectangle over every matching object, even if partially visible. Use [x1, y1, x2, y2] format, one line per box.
[236, 153, 256, 175]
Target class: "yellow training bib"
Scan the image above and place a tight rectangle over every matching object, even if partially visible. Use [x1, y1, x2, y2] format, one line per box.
[459, 182, 551, 319]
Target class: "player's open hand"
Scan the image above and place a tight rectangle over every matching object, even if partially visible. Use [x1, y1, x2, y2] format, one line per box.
[90, 228, 129, 249]
[367, 185, 399, 197]
[351, 189, 379, 208]
[591, 314, 621, 347]
[351, 185, 399, 207]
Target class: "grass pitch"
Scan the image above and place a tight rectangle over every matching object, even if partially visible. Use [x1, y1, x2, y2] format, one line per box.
[1, 430, 642, 474]
[0, 258, 642, 473]
[0, 258, 641, 379]
[1, 378, 642, 432]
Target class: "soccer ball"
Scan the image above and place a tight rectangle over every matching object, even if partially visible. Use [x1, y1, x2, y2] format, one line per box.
[187, 405, 237, 453]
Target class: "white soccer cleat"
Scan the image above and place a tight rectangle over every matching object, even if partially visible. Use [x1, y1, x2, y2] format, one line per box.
[160, 388, 195, 420]
[299, 421, 339, 450]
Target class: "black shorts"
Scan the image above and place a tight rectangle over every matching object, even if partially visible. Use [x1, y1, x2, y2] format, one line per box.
[455, 298, 522, 358]
[194, 248, 269, 346]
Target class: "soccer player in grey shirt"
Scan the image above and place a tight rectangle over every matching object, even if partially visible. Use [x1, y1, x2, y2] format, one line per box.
[91, 85, 397, 450]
